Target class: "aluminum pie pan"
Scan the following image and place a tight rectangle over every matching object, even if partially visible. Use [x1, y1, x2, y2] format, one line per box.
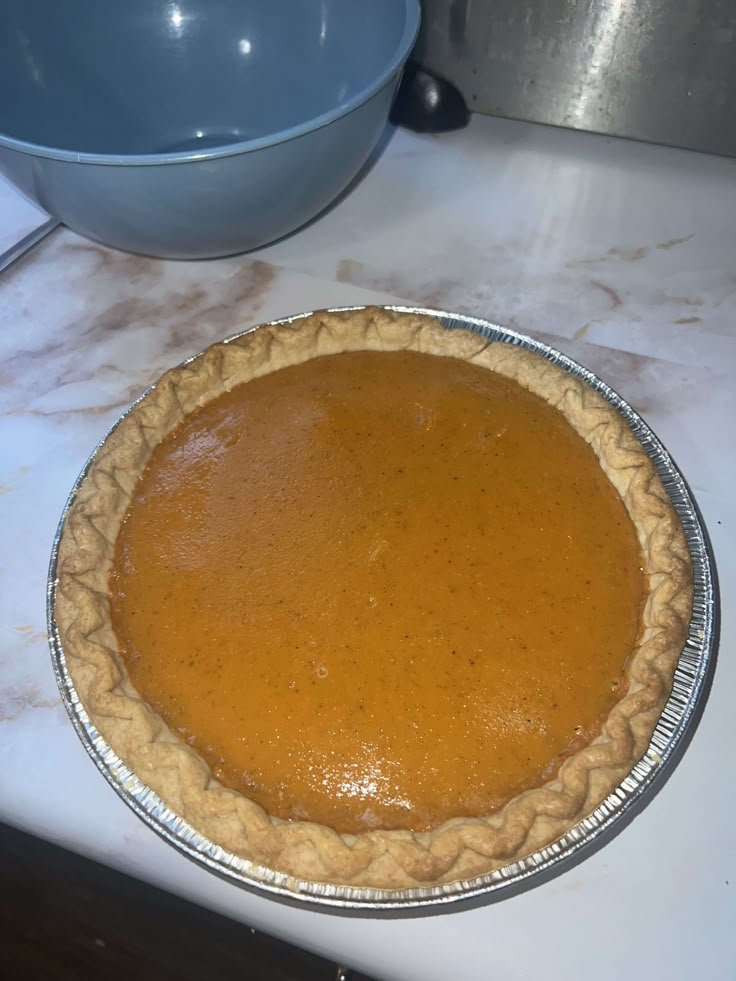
[47, 304, 718, 913]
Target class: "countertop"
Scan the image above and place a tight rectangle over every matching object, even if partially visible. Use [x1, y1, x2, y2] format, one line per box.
[1, 114, 734, 980]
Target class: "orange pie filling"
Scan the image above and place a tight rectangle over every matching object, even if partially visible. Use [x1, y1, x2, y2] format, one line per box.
[109, 350, 644, 835]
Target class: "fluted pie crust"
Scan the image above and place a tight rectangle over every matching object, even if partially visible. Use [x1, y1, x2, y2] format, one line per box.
[54, 308, 692, 890]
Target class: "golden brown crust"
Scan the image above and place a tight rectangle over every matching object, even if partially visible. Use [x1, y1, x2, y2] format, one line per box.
[54, 308, 692, 890]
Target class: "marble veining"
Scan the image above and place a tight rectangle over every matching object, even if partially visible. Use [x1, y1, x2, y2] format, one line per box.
[0, 679, 60, 724]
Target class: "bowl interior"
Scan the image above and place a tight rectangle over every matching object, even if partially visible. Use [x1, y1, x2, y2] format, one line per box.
[0, 0, 414, 156]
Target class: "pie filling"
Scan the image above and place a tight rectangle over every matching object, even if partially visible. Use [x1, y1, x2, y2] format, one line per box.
[109, 350, 644, 835]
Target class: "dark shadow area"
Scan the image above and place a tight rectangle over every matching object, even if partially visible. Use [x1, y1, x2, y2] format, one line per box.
[0, 822, 379, 981]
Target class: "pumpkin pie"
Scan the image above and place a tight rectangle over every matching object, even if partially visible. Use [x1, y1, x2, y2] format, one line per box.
[54, 308, 692, 890]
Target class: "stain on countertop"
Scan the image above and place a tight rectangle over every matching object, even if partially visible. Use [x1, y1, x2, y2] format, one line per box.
[566, 233, 693, 268]
[0, 681, 60, 724]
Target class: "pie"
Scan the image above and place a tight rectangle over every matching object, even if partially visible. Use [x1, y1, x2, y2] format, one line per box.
[54, 307, 692, 890]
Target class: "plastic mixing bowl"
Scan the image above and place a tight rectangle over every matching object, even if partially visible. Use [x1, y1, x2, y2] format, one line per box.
[0, 0, 420, 258]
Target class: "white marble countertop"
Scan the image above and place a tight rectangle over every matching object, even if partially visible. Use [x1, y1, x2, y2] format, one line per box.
[1, 114, 734, 980]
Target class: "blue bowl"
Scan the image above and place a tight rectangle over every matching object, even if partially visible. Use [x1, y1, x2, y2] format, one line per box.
[0, 0, 419, 258]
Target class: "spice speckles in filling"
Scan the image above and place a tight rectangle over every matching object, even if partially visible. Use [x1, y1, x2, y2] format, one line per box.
[109, 350, 644, 834]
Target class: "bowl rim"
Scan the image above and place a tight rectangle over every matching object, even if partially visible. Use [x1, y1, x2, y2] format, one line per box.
[0, 0, 420, 167]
